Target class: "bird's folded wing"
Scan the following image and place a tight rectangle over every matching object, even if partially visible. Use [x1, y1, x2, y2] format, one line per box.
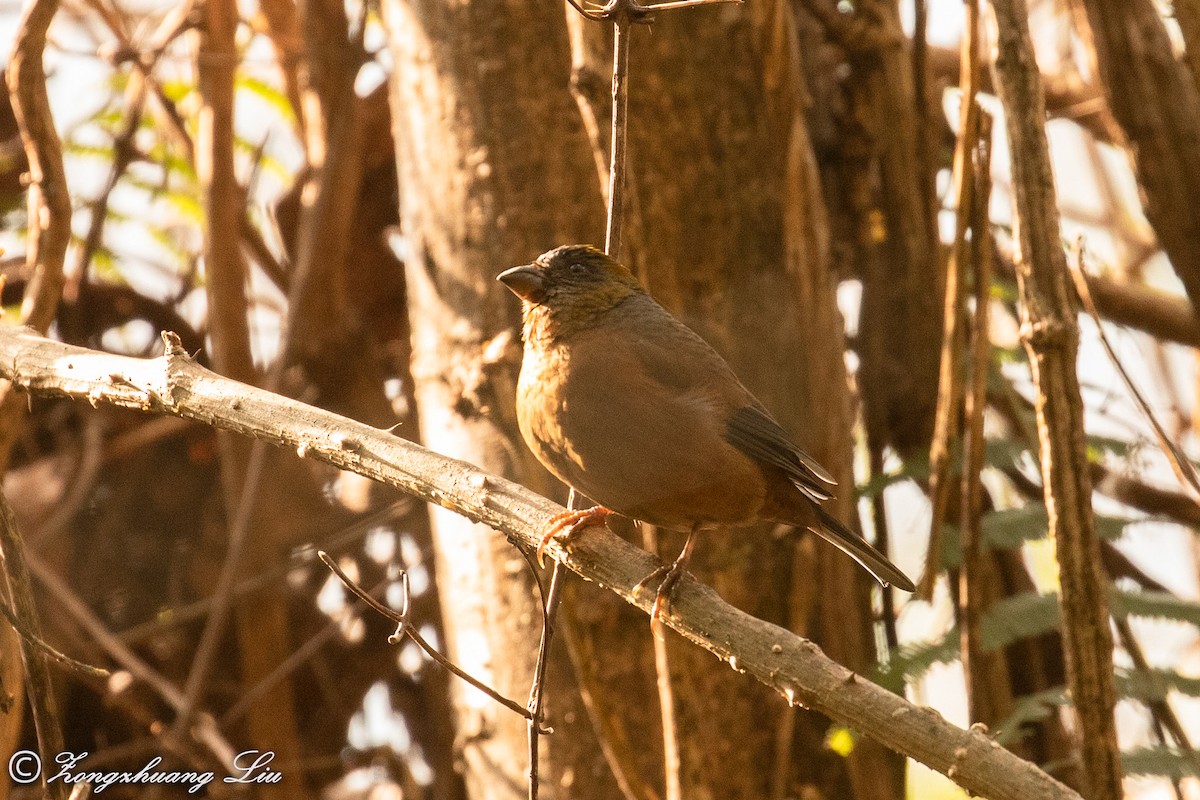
[723, 406, 836, 502]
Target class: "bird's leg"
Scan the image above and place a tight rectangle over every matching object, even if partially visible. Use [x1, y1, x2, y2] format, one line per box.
[634, 526, 699, 636]
[536, 506, 613, 567]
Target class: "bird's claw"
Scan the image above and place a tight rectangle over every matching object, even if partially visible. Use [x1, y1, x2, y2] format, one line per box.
[634, 559, 688, 640]
[536, 506, 612, 568]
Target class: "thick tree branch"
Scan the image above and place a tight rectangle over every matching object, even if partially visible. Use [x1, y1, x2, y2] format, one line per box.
[0, 325, 1083, 800]
[994, 247, 1200, 348]
[927, 44, 1120, 145]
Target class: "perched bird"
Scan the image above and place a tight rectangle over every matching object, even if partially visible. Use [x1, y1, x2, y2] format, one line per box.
[498, 245, 914, 621]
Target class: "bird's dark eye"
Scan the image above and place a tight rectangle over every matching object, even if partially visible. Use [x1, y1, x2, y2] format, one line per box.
[569, 262, 589, 276]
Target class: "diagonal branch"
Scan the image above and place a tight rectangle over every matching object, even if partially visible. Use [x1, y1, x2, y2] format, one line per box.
[0, 325, 1083, 800]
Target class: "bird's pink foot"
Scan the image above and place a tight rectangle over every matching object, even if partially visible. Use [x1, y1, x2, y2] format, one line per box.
[634, 531, 698, 639]
[536, 506, 613, 567]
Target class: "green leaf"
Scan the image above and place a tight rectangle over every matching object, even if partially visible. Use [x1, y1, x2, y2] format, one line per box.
[981, 506, 1048, 548]
[980, 592, 1060, 651]
[1117, 668, 1200, 702]
[1087, 433, 1132, 460]
[941, 506, 1133, 567]
[872, 629, 959, 693]
[1122, 748, 1200, 779]
[159, 79, 195, 103]
[64, 142, 117, 160]
[236, 73, 297, 123]
[144, 226, 196, 268]
[984, 438, 1032, 471]
[992, 687, 1067, 747]
[1112, 590, 1200, 627]
[122, 175, 203, 222]
[234, 137, 292, 182]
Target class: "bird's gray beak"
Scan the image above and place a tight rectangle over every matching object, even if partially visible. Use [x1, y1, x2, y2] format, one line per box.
[497, 265, 546, 302]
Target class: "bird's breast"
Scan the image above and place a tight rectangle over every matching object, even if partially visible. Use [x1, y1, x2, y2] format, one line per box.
[514, 335, 770, 530]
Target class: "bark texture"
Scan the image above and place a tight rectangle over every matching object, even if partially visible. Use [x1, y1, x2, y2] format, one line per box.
[1075, 0, 1200, 312]
[381, 0, 611, 797]
[570, 4, 901, 797]
[990, 0, 1123, 797]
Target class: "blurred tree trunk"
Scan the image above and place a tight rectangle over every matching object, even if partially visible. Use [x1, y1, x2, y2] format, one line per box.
[572, 5, 901, 798]
[1073, 0, 1200, 310]
[381, 1, 619, 799]
[797, 0, 942, 458]
[384, 0, 898, 797]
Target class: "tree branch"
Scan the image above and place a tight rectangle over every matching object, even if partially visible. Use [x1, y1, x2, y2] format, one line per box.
[989, 0, 1123, 797]
[0, 325, 1084, 800]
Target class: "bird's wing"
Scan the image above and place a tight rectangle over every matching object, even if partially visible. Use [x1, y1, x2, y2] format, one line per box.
[723, 406, 836, 503]
[614, 297, 838, 504]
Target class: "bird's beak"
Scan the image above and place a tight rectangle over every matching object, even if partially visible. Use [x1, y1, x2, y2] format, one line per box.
[497, 265, 546, 302]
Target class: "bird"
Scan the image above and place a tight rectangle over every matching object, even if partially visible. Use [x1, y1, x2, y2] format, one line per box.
[498, 244, 915, 625]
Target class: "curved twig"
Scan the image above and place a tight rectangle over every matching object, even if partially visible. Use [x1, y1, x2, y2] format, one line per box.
[317, 551, 537, 723]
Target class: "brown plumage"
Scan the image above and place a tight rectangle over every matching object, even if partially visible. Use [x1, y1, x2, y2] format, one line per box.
[498, 245, 915, 611]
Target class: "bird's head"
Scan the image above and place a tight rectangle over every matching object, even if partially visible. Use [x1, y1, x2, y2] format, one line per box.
[498, 245, 643, 336]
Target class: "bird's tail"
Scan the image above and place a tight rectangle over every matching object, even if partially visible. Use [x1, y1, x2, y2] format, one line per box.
[807, 507, 915, 593]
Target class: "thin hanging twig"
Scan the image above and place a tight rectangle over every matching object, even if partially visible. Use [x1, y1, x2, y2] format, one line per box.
[1068, 241, 1200, 498]
[0, 493, 68, 800]
[527, 533, 570, 800]
[317, 551, 536, 722]
[918, 3, 983, 598]
[540, 0, 735, 794]
[0, 598, 109, 681]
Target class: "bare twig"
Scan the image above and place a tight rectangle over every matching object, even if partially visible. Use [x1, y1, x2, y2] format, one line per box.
[528, 545, 569, 799]
[1112, 617, 1192, 751]
[220, 576, 387, 726]
[23, 547, 237, 768]
[960, 103, 1008, 726]
[69, 68, 146, 293]
[317, 551, 536, 722]
[1068, 241, 1200, 497]
[0, 326, 1084, 800]
[171, 438, 268, 738]
[919, 0, 983, 598]
[0, 493, 67, 800]
[0, 597, 109, 680]
[646, 526, 681, 800]
[867, 446, 898, 651]
[117, 500, 410, 644]
[559, 601, 660, 800]
[2, 2, 71, 790]
[989, 0, 1123, 796]
[6, 0, 70, 335]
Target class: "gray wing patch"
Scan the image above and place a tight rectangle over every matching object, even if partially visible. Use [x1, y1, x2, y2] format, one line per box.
[723, 406, 836, 502]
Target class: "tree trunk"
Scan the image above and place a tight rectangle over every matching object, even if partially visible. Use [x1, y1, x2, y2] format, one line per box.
[1074, 0, 1200, 311]
[381, 1, 615, 798]
[569, 5, 901, 798]
[385, 0, 897, 796]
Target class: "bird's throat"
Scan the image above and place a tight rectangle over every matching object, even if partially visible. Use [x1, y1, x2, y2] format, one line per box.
[521, 285, 639, 345]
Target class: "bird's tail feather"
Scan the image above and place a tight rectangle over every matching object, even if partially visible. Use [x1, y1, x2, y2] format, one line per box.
[808, 507, 916, 593]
